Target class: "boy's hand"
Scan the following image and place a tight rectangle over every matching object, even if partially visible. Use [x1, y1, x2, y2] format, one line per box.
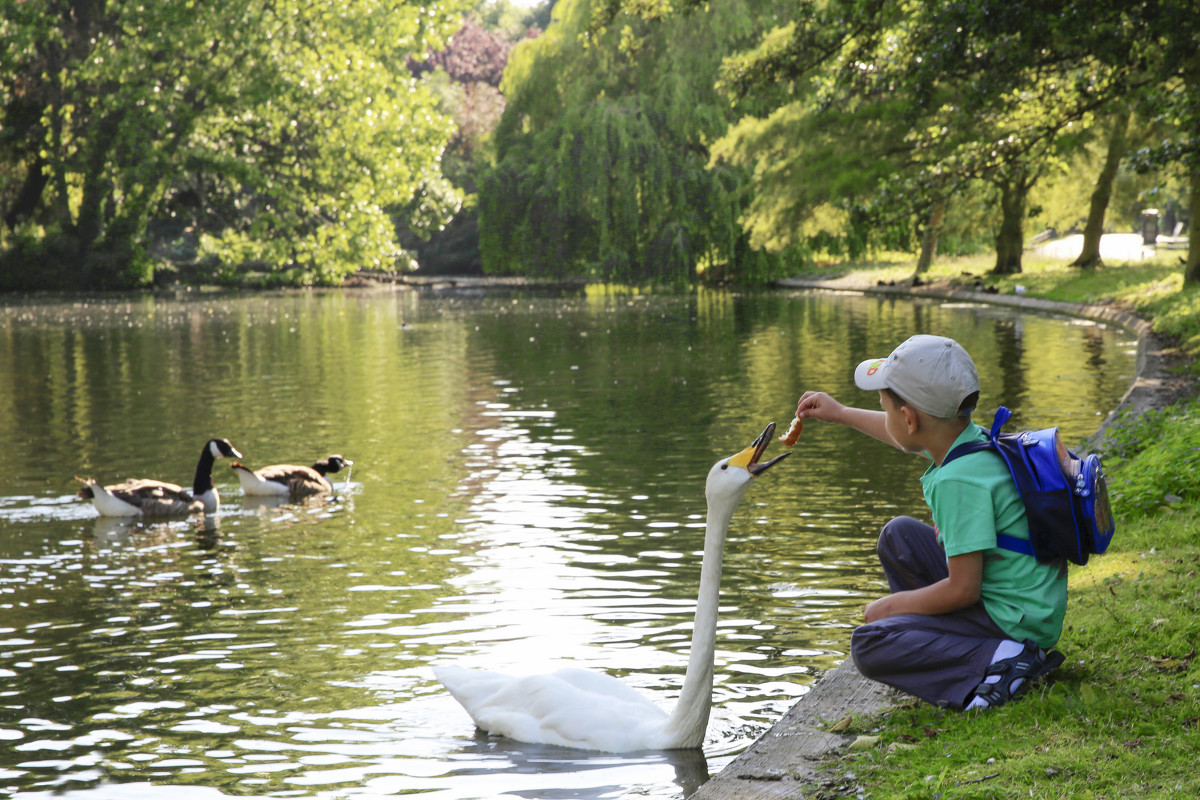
[863, 595, 895, 623]
[797, 391, 846, 424]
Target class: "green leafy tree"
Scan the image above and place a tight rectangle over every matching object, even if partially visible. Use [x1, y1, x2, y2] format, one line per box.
[1068, 108, 1132, 269]
[1138, 56, 1200, 284]
[402, 3, 544, 275]
[892, 0, 1199, 278]
[617, 0, 1198, 277]
[0, 0, 466, 289]
[712, 1, 1134, 275]
[479, 0, 798, 285]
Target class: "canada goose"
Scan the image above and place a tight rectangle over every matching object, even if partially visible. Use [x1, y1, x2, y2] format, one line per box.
[435, 422, 789, 752]
[230, 455, 353, 499]
[76, 438, 243, 517]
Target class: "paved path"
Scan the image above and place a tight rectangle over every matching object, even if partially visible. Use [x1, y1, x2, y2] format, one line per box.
[691, 278, 1191, 799]
[1032, 232, 1152, 262]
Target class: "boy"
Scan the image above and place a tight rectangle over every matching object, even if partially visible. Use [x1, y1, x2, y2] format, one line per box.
[796, 334, 1065, 710]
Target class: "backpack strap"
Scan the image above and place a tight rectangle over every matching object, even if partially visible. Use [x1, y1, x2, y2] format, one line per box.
[943, 440, 990, 464]
[942, 406, 1012, 466]
[941, 407, 1036, 558]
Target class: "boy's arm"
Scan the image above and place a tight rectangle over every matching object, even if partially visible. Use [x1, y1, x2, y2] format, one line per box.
[796, 391, 897, 448]
[863, 551, 984, 621]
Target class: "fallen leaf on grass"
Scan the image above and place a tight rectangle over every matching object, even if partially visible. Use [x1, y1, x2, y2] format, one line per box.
[1149, 644, 1196, 672]
[848, 735, 879, 751]
[827, 715, 854, 733]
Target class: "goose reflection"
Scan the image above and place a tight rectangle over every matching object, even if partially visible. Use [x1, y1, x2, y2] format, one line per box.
[238, 492, 355, 517]
[88, 514, 222, 551]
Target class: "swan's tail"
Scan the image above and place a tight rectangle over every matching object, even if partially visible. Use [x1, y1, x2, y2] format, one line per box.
[434, 665, 511, 713]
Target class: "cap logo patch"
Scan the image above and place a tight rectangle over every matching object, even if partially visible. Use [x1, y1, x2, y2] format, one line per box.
[865, 359, 886, 376]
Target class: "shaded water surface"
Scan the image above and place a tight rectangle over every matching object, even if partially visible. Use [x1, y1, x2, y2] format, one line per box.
[0, 288, 1135, 799]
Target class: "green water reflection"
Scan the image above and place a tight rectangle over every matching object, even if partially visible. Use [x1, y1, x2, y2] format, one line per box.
[0, 288, 1135, 799]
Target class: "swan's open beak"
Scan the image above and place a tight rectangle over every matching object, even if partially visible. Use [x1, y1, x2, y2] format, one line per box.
[726, 422, 791, 475]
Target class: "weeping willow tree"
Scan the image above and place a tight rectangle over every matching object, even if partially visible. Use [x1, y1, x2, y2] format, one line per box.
[479, 0, 798, 285]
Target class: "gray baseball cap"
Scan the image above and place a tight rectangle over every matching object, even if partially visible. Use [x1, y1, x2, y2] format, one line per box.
[854, 334, 980, 418]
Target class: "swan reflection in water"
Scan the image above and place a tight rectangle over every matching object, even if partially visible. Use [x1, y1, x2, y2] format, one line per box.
[445, 731, 711, 799]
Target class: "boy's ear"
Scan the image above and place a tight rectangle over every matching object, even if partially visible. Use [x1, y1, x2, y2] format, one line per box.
[900, 403, 920, 434]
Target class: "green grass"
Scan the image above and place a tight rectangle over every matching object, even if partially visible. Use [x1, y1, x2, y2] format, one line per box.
[793, 249, 1200, 799]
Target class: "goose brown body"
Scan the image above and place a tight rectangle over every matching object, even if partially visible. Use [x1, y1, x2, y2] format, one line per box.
[231, 455, 352, 499]
[77, 438, 242, 517]
[77, 477, 203, 517]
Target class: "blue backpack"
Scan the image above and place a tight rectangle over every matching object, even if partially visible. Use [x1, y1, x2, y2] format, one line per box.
[942, 407, 1115, 566]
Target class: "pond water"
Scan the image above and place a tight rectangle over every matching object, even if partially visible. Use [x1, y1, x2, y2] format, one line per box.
[0, 287, 1136, 800]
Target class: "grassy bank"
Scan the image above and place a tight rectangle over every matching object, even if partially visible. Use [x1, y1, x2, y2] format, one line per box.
[799, 252, 1200, 799]
[798, 250, 1200, 362]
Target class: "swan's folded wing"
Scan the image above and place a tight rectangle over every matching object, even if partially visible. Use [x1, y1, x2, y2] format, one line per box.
[549, 667, 660, 707]
[435, 665, 668, 752]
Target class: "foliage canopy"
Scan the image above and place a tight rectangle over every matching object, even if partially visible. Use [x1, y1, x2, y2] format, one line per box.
[0, 0, 467, 289]
[613, 0, 1199, 278]
[479, 0, 801, 285]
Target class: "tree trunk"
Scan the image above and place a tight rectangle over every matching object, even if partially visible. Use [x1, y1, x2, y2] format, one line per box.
[992, 177, 1026, 275]
[915, 196, 946, 274]
[2, 155, 50, 231]
[1071, 108, 1132, 269]
[75, 107, 126, 251]
[1185, 165, 1200, 285]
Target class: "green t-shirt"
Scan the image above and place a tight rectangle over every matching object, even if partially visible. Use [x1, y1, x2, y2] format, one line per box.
[920, 422, 1068, 647]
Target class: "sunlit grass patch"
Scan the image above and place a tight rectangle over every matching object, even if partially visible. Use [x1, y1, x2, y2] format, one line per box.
[988, 259, 1182, 304]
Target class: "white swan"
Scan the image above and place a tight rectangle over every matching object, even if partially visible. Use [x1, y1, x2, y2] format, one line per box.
[435, 422, 789, 752]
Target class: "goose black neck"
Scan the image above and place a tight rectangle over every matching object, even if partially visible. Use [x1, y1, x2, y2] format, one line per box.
[193, 442, 217, 495]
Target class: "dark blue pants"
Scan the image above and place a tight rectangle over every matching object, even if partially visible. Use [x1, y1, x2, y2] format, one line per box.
[850, 516, 1008, 709]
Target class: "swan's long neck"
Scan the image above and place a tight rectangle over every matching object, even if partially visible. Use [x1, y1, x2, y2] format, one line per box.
[660, 494, 740, 747]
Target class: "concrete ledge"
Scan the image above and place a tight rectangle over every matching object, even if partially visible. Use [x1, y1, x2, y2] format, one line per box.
[693, 659, 894, 799]
[692, 279, 1194, 799]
